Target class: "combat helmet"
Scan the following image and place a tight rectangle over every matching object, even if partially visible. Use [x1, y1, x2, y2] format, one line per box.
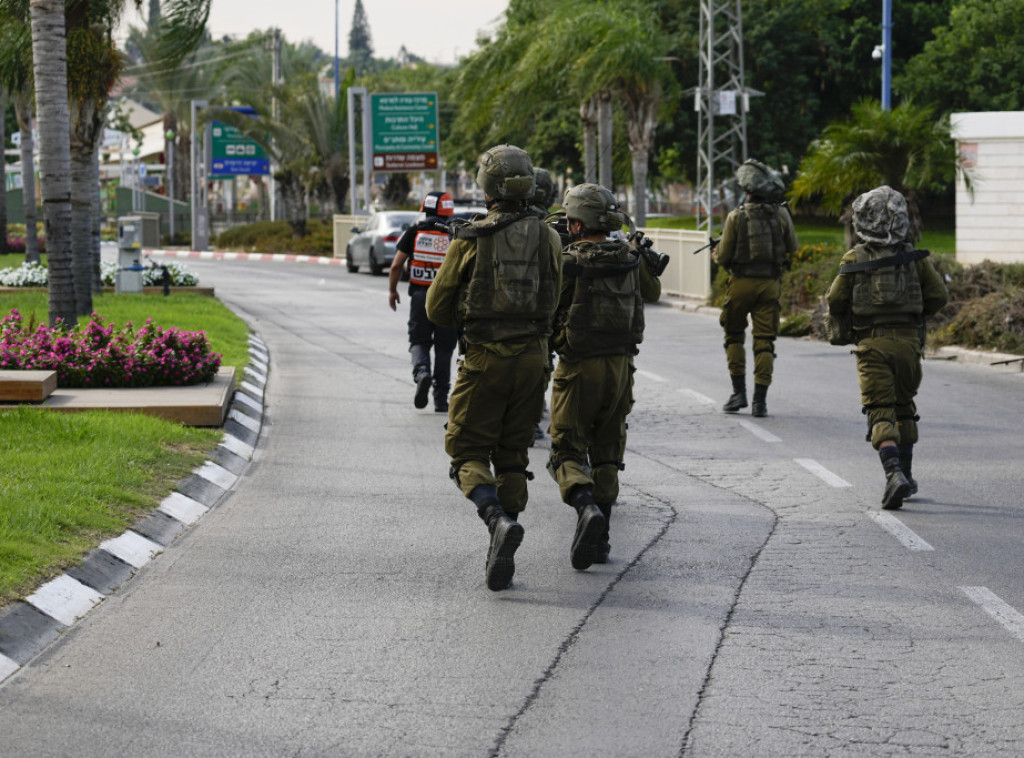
[420, 190, 454, 217]
[563, 183, 625, 233]
[533, 167, 557, 209]
[852, 185, 909, 245]
[736, 158, 785, 202]
[476, 144, 535, 201]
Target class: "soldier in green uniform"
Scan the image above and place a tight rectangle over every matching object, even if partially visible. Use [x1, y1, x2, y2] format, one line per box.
[425, 144, 562, 591]
[826, 186, 948, 510]
[547, 184, 662, 569]
[714, 159, 799, 417]
[529, 167, 559, 442]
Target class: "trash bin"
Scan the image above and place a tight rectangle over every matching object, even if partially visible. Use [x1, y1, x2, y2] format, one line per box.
[116, 216, 144, 294]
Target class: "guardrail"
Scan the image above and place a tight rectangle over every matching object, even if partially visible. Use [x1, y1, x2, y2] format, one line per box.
[638, 227, 712, 301]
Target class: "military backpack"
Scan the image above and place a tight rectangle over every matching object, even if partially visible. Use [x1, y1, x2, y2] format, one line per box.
[846, 242, 927, 327]
[732, 203, 789, 277]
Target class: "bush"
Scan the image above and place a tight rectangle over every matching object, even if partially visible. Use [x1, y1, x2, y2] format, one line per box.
[0, 261, 199, 287]
[933, 288, 1024, 354]
[0, 308, 221, 388]
[214, 219, 333, 255]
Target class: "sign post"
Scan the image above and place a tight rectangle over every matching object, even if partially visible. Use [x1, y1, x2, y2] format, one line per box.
[369, 93, 439, 172]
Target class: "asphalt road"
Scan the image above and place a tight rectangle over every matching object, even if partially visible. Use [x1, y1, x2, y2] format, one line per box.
[0, 256, 1022, 756]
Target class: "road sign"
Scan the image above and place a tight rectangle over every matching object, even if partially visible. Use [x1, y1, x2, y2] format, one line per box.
[370, 92, 438, 172]
[209, 121, 269, 176]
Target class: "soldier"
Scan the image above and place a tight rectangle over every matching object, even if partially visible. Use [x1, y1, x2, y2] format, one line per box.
[388, 191, 459, 412]
[826, 186, 948, 510]
[547, 183, 662, 569]
[529, 166, 559, 442]
[714, 159, 799, 417]
[425, 144, 562, 591]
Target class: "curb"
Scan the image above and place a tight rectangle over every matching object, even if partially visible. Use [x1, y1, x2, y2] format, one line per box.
[0, 335, 270, 685]
[145, 248, 346, 266]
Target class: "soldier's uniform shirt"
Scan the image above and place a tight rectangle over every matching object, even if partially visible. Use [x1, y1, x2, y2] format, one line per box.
[826, 245, 948, 448]
[547, 240, 661, 505]
[714, 202, 799, 386]
[425, 206, 562, 514]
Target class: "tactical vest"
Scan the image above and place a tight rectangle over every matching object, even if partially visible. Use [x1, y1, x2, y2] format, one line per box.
[409, 227, 451, 286]
[556, 241, 644, 360]
[457, 211, 557, 344]
[847, 242, 926, 328]
[731, 203, 788, 277]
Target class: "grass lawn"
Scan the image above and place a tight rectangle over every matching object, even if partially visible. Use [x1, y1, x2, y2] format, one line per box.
[0, 289, 252, 608]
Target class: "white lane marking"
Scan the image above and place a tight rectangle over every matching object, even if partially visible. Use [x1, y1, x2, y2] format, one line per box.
[869, 512, 935, 551]
[220, 433, 255, 460]
[960, 587, 1024, 642]
[0, 653, 19, 681]
[794, 458, 852, 488]
[228, 408, 261, 433]
[195, 461, 238, 491]
[677, 387, 716, 406]
[25, 575, 104, 626]
[737, 419, 781, 443]
[159, 492, 209, 526]
[635, 370, 667, 383]
[100, 531, 163, 568]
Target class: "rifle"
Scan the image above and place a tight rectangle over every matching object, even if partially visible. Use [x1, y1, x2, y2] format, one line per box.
[624, 214, 670, 276]
[692, 237, 720, 255]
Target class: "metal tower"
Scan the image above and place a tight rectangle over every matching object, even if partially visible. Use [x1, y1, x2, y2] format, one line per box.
[695, 0, 754, 232]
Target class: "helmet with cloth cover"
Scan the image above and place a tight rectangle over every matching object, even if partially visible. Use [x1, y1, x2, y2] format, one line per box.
[736, 158, 785, 202]
[563, 183, 625, 233]
[476, 144, 535, 201]
[533, 168, 557, 209]
[852, 185, 910, 245]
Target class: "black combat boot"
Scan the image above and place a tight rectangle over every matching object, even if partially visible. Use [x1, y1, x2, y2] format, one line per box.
[410, 345, 431, 409]
[568, 486, 606, 571]
[898, 445, 917, 496]
[879, 446, 911, 510]
[593, 503, 612, 564]
[471, 485, 524, 591]
[751, 383, 768, 418]
[723, 375, 747, 413]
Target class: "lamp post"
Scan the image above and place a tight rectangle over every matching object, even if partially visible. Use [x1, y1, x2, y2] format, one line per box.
[873, 0, 893, 109]
[166, 129, 175, 243]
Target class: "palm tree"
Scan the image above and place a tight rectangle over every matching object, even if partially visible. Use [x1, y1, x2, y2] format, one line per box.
[14, 92, 40, 263]
[790, 99, 965, 241]
[0, 86, 7, 257]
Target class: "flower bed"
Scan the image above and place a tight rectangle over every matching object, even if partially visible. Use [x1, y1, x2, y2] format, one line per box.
[0, 309, 221, 388]
[0, 261, 199, 288]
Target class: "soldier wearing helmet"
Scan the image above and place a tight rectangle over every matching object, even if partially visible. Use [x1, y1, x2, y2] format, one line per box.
[389, 190, 459, 412]
[425, 144, 562, 591]
[826, 185, 947, 510]
[547, 183, 661, 569]
[530, 167, 558, 219]
[714, 158, 799, 418]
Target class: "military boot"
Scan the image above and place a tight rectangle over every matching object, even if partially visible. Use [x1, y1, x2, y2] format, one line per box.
[410, 345, 432, 409]
[879, 446, 911, 510]
[751, 383, 768, 418]
[899, 445, 918, 496]
[593, 503, 612, 564]
[568, 486, 607, 571]
[723, 375, 747, 413]
[472, 486, 524, 591]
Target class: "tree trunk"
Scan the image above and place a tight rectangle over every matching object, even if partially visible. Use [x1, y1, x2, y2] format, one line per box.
[278, 169, 308, 238]
[30, 0, 76, 327]
[598, 91, 613, 191]
[624, 91, 659, 228]
[70, 98, 105, 316]
[579, 97, 597, 185]
[91, 144, 103, 293]
[14, 95, 41, 264]
[0, 88, 7, 257]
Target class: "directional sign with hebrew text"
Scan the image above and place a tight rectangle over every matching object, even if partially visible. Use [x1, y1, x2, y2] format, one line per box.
[370, 93, 439, 172]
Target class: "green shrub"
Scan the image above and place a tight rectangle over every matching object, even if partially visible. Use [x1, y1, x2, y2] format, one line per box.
[214, 219, 333, 255]
[779, 311, 813, 337]
[935, 289, 1024, 354]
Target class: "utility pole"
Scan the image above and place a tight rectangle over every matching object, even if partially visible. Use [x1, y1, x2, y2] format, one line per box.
[191, 100, 210, 251]
[881, 0, 892, 109]
[695, 0, 758, 232]
[270, 28, 282, 222]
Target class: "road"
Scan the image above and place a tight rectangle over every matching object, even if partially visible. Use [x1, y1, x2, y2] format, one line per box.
[1, 255, 1022, 756]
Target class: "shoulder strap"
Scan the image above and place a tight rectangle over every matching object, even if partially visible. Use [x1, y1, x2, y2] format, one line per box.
[839, 248, 930, 275]
[450, 210, 533, 240]
[563, 257, 641, 279]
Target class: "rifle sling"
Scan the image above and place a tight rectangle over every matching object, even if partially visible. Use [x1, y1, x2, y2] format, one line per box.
[839, 249, 930, 275]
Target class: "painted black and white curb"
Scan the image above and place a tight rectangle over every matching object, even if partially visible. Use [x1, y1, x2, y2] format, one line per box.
[0, 335, 269, 685]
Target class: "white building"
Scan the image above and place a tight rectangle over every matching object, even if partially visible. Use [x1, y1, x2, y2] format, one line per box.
[950, 111, 1024, 265]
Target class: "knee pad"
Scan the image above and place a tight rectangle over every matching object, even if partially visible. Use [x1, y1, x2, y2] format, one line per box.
[864, 405, 900, 449]
[897, 405, 920, 446]
[451, 460, 495, 497]
[496, 467, 533, 514]
[592, 463, 623, 506]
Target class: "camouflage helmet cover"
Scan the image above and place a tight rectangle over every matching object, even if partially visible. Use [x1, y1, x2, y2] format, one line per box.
[563, 183, 625, 233]
[476, 144, 535, 200]
[736, 158, 785, 201]
[533, 167, 557, 208]
[852, 185, 909, 245]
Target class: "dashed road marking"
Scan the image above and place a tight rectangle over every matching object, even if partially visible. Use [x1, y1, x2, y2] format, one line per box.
[960, 586, 1024, 642]
[635, 370, 667, 383]
[677, 387, 716, 406]
[869, 511, 935, 551]
[737, 419, 781, 443]
[795, 458, 852, 488]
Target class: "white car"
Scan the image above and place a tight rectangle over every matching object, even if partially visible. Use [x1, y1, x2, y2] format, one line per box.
[345, 211, 420, 275]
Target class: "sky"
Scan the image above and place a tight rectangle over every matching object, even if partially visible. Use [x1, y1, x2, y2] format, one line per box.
[196, 0, 510, 66]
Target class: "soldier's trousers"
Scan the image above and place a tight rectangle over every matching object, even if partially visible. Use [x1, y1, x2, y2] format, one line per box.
[719, 276, 781, 386]
[547, 354, 635, 506]
[445, 343, 548, 514]
[854, 335, 922, 449]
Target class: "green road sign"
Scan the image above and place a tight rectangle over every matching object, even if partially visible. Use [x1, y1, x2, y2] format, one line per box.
[210, 120, 269, 176]
[370, 93, 438, 172]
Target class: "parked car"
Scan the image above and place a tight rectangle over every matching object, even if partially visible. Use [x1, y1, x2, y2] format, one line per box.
[345, 211, 420, 275]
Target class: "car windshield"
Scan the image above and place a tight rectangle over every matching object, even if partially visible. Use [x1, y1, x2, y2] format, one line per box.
[386, 213, 419, 230]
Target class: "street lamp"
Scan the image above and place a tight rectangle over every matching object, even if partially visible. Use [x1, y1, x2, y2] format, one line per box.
[878, 0, 892, 109]
[166, 129, 175, 243]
